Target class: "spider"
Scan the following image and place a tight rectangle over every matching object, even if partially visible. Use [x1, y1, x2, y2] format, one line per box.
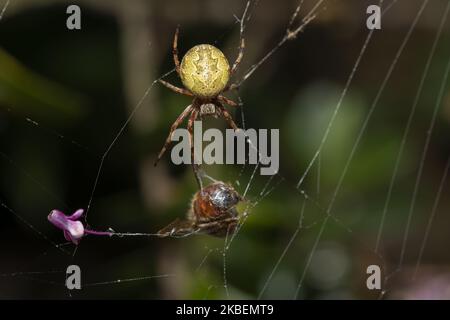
[154, 26, 245, 186]
[157, 181, 242, 238]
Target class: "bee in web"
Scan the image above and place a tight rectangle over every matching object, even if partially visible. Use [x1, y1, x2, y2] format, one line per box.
[157, 181, 244, 238]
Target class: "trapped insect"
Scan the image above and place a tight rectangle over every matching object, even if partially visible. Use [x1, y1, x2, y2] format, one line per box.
[154, 26, 245, 185]
[157, 181, 243, 238]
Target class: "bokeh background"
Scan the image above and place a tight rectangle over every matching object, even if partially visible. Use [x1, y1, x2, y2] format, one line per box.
[1, 0, 450, 299]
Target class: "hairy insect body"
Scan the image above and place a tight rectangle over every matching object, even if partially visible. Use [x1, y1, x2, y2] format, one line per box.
[158, 182, 242, 238]
[189, 182, 241, 236]
[180, 44, 230, 99]
[191, 182, 241, 221]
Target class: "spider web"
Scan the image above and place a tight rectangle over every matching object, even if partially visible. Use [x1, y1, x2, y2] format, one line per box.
[1, 0, 450, 300]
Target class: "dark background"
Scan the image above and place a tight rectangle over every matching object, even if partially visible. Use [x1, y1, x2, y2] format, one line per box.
[1, 0, 450, 299]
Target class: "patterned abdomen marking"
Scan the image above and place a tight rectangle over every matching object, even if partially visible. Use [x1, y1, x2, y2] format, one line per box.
[180, 44, 230, 98]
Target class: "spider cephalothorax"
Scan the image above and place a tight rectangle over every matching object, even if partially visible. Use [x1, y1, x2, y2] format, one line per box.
[154, 27, 245, 186]
[157, 181, 242, 238]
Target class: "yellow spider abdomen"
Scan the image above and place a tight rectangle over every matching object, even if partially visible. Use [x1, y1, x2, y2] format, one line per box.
[180, 44, 230, 99]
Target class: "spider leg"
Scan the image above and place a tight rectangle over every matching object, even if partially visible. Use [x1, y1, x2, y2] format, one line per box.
[224, 82, 240, 92]
[173, 26, 181, 76]
[230, 37, 245, 76]
[154, 104, 192, 166]
[158, 79, 192, 96]
[188, 109, 204, 188]
[221, 33, 245, 93]
[217, 95, 239, 107]
[230, 1, 249, 76]
[217, 103, 239, 130]
[187, 109, 203, 189]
